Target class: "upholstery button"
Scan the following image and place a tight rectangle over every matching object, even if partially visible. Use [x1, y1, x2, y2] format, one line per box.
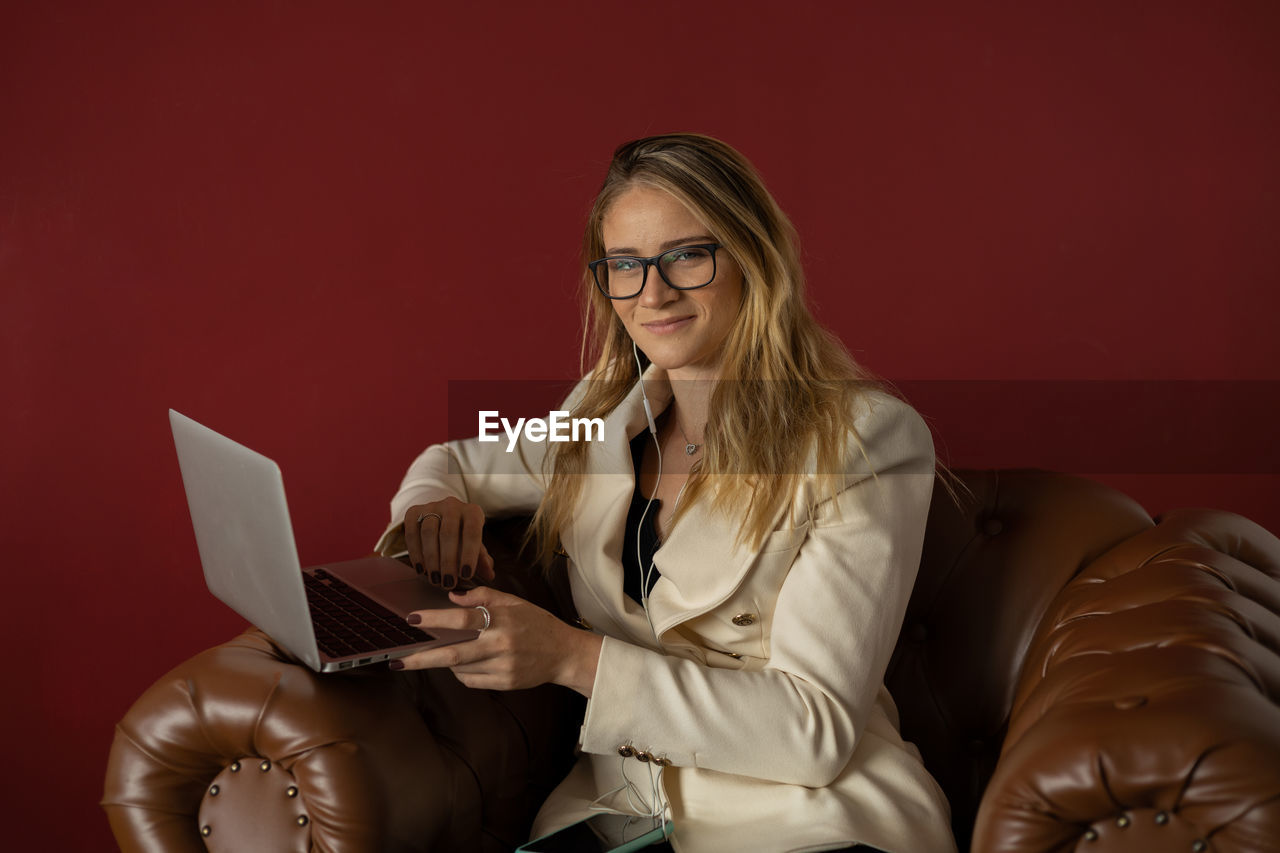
[259, 759, 271, 772]
[635, 750, 652, 763]
[982, 517, 1003, 536]
[1114, 695, 1147, 710]
[201, 825, 212, 838]
[209, 784, 220, 797]
[229, 761, 241, 772]
[1155, 811, 1169, 825]
[618, 745, 635, 758]
[1117, 815, 1130, 828]
[732, 613, 756, 627]
[1192, 842, 1207, 852]
[1084, 828, 1098, 842]
[297, 815, 309, 827]
[286, 786, 299, 798]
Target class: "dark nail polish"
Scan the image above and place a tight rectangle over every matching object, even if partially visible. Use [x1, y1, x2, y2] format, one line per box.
[430, 571, 441, 584]
[388, 660, 405, 671]
[442, 575, 455, 589]
[407, 613, 422, 625]
[414, 562, 424, 574]
[461, 564, 473, 579]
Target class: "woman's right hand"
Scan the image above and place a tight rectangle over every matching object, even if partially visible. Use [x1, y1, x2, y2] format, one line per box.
[403, 496, 495, 589]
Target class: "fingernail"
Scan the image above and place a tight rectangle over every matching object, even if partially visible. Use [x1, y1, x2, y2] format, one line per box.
[442, 575, 455, 589]
[388, 660, 405, 671]
[407, 613, 422, 625]
[461, 564, 473, 579]
[430, 571, 441, 584]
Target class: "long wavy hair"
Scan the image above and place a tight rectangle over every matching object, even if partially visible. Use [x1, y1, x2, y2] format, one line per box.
[530, 133, 879, 564]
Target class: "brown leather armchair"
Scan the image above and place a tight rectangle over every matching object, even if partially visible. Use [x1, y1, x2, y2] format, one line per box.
[103, 471, 1280, 852]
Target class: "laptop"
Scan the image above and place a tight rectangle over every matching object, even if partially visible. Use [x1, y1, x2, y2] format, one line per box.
[169, 409, 476, 672]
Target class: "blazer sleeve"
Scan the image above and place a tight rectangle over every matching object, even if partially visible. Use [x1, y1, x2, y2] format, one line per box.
[373, 379, 594, 553]
[577, 395, 935, 787]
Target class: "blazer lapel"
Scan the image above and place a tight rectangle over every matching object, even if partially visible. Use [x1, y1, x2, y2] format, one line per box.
[563, 366, 795, 647]
[561, 369, 671, 647]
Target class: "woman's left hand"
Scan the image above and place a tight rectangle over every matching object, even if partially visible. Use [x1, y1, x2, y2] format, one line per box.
[395, 586, 603, 697]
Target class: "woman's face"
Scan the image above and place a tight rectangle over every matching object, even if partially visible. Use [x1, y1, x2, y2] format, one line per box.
[600, 185, 744, 381]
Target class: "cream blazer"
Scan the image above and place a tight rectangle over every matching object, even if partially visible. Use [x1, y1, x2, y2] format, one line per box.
[380, 368, 956, 853]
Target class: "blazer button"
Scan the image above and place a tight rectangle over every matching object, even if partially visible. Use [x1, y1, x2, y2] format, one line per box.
[634, 750, 651, 763]
[617, 745, 635, 758]
[732, 613, 757, 627]
[652, 756, 671, 767]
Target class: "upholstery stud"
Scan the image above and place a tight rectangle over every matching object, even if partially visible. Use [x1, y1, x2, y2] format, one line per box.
[1155, 811, 1169, 825]
[1117, 815, 1130, 828]
[1192, 842, 1207, 852]
[197, 755, 308, 851]
[1084, 828, 1099, 842]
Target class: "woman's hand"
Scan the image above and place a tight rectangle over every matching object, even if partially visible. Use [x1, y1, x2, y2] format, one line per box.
[403, 496, 495, 589]
[394, 586, 603, 697]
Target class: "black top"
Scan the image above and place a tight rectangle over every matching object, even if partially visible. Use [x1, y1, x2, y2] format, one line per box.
[622, 428, 663, 604]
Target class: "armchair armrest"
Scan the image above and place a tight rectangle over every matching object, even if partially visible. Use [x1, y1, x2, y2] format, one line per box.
[974, 509, 1280, 852]
[104, 515, 582, 852]
[102, 628, 470, 852]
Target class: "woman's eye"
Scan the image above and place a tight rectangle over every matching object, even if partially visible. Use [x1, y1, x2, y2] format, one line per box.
[610, 259, 640, 273]
[664, 248, 708, 264]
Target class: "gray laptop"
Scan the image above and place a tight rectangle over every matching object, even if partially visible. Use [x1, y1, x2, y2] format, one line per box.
[169, 409, 475, 672]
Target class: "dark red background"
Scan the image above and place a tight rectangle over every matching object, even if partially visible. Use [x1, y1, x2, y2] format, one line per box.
[2, 2, 1277, 848]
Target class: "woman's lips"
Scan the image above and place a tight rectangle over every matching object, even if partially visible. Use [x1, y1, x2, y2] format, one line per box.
[641, 315, 695, 335]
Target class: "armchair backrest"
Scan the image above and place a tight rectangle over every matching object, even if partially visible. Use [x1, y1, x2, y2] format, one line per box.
[886, 469, 1154, 849]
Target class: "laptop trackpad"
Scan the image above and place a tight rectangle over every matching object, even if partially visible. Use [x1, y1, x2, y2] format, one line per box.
[323, 557, 458, 617]
[366, 576, 457, 615]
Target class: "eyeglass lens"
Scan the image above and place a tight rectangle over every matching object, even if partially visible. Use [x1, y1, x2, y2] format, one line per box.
[599, 246, 716, 297]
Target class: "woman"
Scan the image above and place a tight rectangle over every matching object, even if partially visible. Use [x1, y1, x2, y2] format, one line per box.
[377, 134, 956, 853]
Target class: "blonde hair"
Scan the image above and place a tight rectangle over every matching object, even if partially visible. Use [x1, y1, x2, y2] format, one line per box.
[531, 133, 878, 565]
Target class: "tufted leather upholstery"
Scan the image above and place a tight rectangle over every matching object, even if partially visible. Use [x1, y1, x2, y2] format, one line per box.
[104, 471, 1280, 851]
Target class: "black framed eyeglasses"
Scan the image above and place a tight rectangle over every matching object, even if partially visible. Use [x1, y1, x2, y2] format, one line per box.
[588, 243, 722, 300]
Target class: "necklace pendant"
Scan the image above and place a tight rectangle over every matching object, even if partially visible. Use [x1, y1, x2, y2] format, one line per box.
[685, 443, 699, 456]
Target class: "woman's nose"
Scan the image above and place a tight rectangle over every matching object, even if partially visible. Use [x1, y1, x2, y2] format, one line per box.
[637, 264, 677, 308]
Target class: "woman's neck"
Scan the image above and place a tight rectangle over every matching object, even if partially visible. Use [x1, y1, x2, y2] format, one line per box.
[665, 370, 716, 439]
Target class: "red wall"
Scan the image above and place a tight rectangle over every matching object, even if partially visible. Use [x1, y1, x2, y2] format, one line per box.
[2, 2, 1277, 848]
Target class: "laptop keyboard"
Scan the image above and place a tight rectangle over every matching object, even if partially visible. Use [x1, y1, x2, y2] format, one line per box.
[304, 568, 435, 658]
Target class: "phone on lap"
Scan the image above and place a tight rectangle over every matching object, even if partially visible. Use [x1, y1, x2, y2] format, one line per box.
[517, 813, 674, 852]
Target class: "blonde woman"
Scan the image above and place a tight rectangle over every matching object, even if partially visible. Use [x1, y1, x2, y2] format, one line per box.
[381, 134, 956, 853]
